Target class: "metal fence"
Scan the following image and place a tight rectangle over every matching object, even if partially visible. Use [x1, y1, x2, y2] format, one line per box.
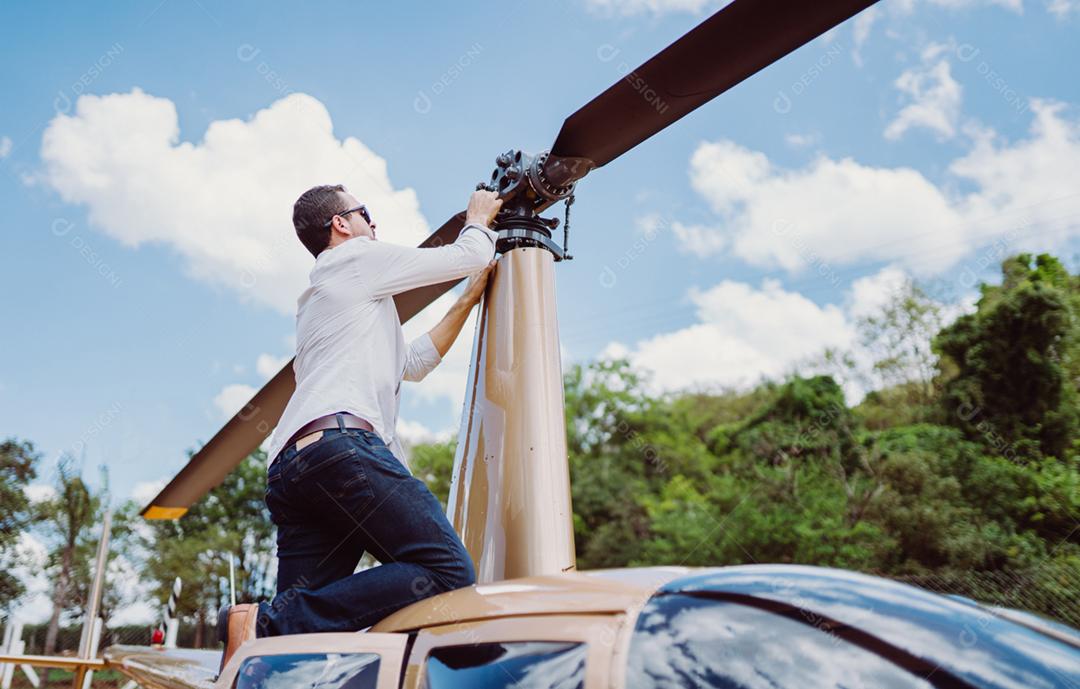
[889, 567, 1080, 631]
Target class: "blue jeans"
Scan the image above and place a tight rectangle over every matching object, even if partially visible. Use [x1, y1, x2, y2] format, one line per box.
[257, 423, 475, 636]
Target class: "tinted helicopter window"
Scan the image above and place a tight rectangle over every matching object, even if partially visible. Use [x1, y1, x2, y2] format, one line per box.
[234, 652, 380, 689]
[627, 595, 935, 689]
[425, 641, 586, 689]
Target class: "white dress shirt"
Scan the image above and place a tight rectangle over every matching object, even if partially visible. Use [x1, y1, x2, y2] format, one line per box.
[267, 222, 498, 466]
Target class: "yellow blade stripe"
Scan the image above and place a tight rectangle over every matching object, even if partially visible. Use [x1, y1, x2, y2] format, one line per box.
[143, 505, 188, 520]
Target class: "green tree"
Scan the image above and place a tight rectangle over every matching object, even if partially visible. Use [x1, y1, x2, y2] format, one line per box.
[722, 376, 858, 469]
[638, 376, 893, 571]
[857, 278, 945, 410]
[140, 451, 275, 647]
[409, 442, 455, 507]
[564, 360, 682, 568]
[820, 278, 946, 429]
[36, 456, 103, 654]
[0, 438, 39, 610]
[935, 254, 1079, 459]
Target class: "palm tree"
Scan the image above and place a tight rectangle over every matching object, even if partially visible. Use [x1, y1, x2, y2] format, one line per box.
[37, 456, 100, 655]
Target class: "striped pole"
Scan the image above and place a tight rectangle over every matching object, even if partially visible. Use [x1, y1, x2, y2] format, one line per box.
[166, 577, 181, 621]
[163, 577, 181, 648]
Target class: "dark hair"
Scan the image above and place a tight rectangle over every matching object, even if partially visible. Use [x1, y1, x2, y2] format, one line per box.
[293, 184, 347, 257]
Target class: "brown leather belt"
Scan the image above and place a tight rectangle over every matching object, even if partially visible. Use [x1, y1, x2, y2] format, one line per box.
[283, 412, 374, 454]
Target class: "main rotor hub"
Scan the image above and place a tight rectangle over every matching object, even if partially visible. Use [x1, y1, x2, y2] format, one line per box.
[479, 149, 577, 262]
[487, 149, 576, 205]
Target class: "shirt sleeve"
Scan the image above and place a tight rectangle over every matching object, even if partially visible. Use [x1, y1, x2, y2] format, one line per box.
[364, 223, 497, 299]
[402, 331, 442, 382]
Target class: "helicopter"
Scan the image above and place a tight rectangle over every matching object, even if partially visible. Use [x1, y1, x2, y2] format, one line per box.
[107, 1, 1080, 687]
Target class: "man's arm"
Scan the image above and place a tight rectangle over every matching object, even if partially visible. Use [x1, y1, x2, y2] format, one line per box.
[403, 260, 496, 381]
[366, 191, 502, 299]
[429, 260, 495, 357]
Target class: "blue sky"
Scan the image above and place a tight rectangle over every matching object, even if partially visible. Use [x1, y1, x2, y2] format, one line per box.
[1, 0, 1079, 515]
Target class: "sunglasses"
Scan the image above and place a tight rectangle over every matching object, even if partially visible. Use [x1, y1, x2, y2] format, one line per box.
[324, 204, 373, 229]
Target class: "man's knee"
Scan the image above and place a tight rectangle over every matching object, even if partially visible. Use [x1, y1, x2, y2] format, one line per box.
[417, 554, 475, 597]
[446, 553, 476, 590]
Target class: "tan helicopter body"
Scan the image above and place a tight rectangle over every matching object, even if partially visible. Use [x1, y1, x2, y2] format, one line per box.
[107, 567, 691, 689]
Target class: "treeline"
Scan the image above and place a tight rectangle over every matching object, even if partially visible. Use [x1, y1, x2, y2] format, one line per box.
[0, 450, 124, 653]
[414, 254, 1080, 624]
[1, 253, 1076, 637]
[0, 440, 277, 649]
[0, 414, 276, 649]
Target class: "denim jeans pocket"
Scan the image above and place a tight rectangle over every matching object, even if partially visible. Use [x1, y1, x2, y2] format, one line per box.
[295, 445, 376, 513]
[287, 437, 354, 482]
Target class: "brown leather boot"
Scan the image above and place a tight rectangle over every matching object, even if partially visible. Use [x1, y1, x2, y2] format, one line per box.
[217, 603, 259, 672]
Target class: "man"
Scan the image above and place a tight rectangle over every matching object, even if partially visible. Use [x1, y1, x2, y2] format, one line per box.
[218, 185, 502, 668]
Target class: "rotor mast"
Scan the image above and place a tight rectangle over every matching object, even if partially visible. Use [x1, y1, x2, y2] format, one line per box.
[446, 151, 578, 582]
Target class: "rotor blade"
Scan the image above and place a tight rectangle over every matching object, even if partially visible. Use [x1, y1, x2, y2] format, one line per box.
[549, 0, 878, 169]
[141, 212, 468, 519]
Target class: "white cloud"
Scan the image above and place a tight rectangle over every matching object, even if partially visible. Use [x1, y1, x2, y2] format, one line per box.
[583, 0, 1022, 17]
[397, 418, 454, 446]
[884, 57, 962, 140]
[16, 531, 46, 561]
[852, 5, 881, 66]
[104, 553, 158, 626]
[606, 278, 855, 392]
[928, 0, 1022, 9]
[605, 265, 966, 401]
[132, 478, 167, 505]
[213, 383, 257, 420]
[256, 353, 290, 380]
[1047, 0, 1079, 17]
[214, 352, 289, 427]
[0, 135, 12, 159]
[23, 483, 57, 503]
[784, 132, 821, 149]
[10, 532, 51, 624]
[852, 0, 1026, 64]
[672, 221, 726, 256]
[680, 139, 965, 273]
[584, 0, 725, 15]
[591, 0, 1019, 18]
[847, 266, 910, 319]
[110, 599, 159, 626]
[673, 99, 1080, 275]
[40, 89, 432, 314]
